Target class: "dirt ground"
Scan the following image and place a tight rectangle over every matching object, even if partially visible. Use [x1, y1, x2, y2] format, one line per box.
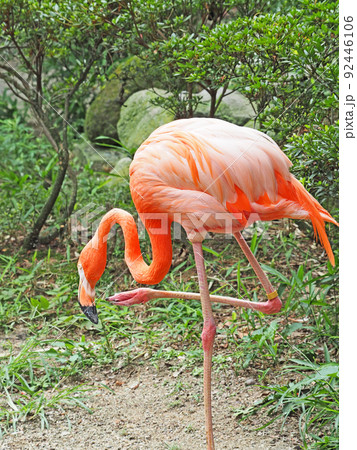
[1, 361, 301, 450]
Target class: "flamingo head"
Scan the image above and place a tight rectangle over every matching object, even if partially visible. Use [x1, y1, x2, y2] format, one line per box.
[77, 242, 107, 324]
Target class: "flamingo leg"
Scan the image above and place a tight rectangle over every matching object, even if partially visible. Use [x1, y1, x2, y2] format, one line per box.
[107, 288, 281, 313]
[233, 231, 276, 295]
[192, 241, 216, 450]
[108, 231, 282, 313]
[108, 232, 282, 314]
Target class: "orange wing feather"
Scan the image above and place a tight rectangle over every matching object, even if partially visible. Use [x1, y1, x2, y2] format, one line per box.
[130, 118, 337, 264]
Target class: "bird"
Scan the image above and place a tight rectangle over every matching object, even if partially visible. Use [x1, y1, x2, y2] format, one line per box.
[77, 118, 337, 449]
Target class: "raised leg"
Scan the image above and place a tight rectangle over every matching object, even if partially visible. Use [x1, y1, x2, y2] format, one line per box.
[107, 287, 281, 314]
[108, 232, 281, 311]
[192, 241, 216, 450]
[234, 231, 277, 297]
[108, 231, 281, 314]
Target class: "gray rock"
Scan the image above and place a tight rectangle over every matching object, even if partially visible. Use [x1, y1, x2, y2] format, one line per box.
[108, 157, 132, 186]
[244, 378, 256, 386]
[84, 56, 153, 144]
[117, 89, 174, 150]
[244, 119, 259, 129]
[72, 138, 121, 172]
[195, 88, 255, 126]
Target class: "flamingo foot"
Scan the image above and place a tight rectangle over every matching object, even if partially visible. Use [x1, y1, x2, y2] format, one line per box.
[106, 288, 155, 306]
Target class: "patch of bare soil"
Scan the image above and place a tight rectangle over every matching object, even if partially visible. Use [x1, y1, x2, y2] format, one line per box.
[1, 362, 301, 450]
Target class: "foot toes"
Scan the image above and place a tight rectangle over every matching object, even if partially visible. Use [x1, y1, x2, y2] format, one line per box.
[106, 288, 153, 306]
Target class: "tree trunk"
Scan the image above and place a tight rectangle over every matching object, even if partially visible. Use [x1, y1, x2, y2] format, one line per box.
[209, 89, 217, 117]
[188, 83, 193, 118]
[38, 165, 78, 245]
[23, 150, 69, 249]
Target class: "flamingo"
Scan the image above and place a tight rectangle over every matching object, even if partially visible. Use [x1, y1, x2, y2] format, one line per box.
[77, 118, 337, 449]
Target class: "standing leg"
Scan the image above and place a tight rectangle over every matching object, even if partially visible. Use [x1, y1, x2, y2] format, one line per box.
[192, 241, 216, 450]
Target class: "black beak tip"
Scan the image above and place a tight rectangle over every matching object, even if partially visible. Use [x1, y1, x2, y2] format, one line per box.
[79, 304, 99, 324]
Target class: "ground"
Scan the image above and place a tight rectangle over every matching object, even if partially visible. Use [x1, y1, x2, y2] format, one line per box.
[0, 223, 338, 449]
[1, 361, 301, 450]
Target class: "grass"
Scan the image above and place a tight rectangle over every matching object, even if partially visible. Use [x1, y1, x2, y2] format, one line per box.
[233, 356, 339, 449]
[0, 113, 339, 447]
[0, 337, 94, 433]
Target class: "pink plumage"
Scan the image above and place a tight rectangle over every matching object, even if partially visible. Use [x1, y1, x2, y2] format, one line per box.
[130, 118, 337, 262]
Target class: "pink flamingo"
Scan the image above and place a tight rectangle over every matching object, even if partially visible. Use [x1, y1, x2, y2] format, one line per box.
[77, 118, 337, 449]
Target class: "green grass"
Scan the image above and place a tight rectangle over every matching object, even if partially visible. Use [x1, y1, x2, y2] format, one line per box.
[0, 336, 94, 433]
[233, 356, 338, 449]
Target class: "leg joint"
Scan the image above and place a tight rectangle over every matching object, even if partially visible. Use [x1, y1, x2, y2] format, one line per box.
[201, 318, 216, 352]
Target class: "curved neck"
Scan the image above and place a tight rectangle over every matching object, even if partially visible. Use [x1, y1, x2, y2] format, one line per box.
[93, 208, 172, 285]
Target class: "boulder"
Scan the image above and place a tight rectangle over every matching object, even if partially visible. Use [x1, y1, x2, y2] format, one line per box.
[72, 137, 121, 172]
[244, 119, 258, 129]
[194, 88, 255, 126]
[84, 56, 152, 144]
[117, 89, 174, 150]
[108, 157, 132, 187]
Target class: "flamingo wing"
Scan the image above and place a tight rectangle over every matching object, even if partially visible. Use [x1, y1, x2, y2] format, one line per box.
[130, 118, 337, 264]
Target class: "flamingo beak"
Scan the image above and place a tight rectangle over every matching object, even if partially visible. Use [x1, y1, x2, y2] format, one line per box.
[79, 301, 99, 324]
[78, 267, 99, 324]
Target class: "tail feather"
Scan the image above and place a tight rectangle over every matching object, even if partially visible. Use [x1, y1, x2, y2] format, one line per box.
[291, 178, 338, 266]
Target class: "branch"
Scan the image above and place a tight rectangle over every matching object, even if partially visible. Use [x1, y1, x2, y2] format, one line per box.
[35, 51, 44, 109]
[215, 83, 229, 111]
[67, 40, 103, 101]
[1, 58, 60, 149]
[23, 141, 68, 249]
[0, 61, 31, 90]
[125, 0, 149, 48]
[63, 36, 104, 149]
[8, 9, 35, 75]
[33, 113, 59, 153]
[0, 77, 31, 104]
